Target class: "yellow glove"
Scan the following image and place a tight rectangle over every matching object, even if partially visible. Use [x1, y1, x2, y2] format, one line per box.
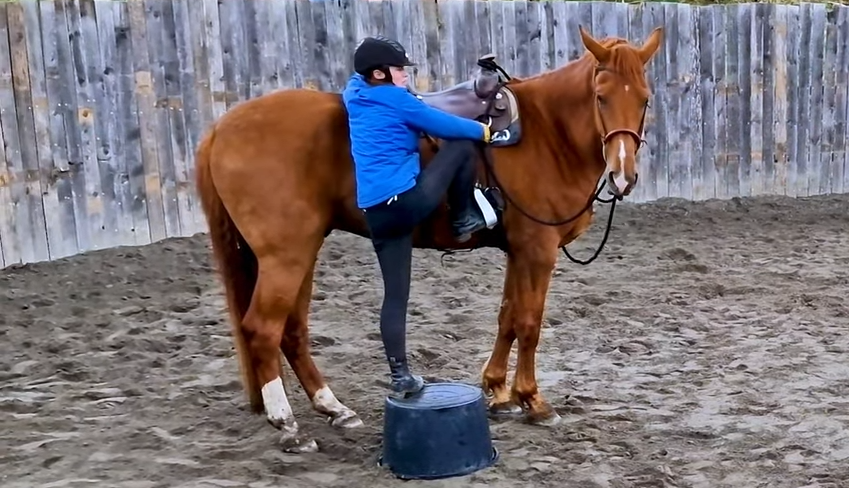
[481, 122, 491, 143]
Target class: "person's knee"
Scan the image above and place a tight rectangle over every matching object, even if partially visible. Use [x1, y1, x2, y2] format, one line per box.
[441, 139, 476, 162]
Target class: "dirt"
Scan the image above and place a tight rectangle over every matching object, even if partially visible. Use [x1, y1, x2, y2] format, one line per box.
[3, 193, 849, 488]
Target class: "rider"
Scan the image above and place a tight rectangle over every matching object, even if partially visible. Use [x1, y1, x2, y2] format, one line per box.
[341, 35, 500, 397]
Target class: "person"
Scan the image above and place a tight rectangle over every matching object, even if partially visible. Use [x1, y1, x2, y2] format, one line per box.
[341, 35, 502, 397]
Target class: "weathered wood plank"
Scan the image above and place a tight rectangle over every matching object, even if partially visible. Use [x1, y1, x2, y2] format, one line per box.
[447, 0, 471, 82]
[435, 0, 457, 88]
[753, 2, 771, 196]
[171, 0, 204, 235]
[186, 0, 212, 133]
[539, 0, 555, 72]
[697, 4, 716, 201]
[710, 5, 728, 200]
[323, 0, 349, 90]
[626, 1, 654, 202]
[143, 0, 180, 239]
[93, 0, 136, 246]
[0, 2, 18, 267]
[420, 0, 440, 91]
[37, 1, 79, 259]
[202, 0, 226, 119]
[499, 0, 518, 76]
[310, 0, 332, 91]
[736, 3, 752, 197]
[821, 5, 840, 195]
[723, 4, 742, 199]
[645, 1, 668, 199]
[665, 2, 694, 201]
[241, 0, 262, 98]
[836, 6, 849, 194]
[216, 0, 246, 107]
[407, 0, 429, 91]
[66, 0, 107, 251]
[4, 2, 48, 263]
[276, 0, 301, 91]
[513, 0, 530, 77]
[792, 3, 812, 197]
[127, 0, 167, 243]
[21, 1, 63, 262]
[772, 4, 790, 195]
[806, 4, 826, 197]
[160, 0, 195, 235]
[84, 0, 124, 248]
[112, 1, 151, 245]
[47, 0, 89, 255]
[295, 0, 317, 90]
[551, 0, 568, 68]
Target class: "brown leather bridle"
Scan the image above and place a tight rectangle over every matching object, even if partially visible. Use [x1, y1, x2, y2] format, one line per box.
[592, 65, 649, 164]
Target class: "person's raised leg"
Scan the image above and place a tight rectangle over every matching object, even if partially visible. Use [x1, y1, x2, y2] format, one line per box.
[414, 139, 487, 242]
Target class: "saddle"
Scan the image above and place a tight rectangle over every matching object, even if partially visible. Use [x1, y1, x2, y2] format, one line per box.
[410, 54, 521, 146]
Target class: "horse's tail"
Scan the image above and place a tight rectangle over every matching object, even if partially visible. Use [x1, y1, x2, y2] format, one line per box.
[195, 123, 263, 413]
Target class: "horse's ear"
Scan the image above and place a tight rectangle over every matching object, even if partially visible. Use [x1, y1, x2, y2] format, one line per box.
[637, 26, 663, 64]
[578, 24, 610, 63]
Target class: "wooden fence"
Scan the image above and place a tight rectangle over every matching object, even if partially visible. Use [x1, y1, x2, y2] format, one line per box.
[0, 0, 847, 269]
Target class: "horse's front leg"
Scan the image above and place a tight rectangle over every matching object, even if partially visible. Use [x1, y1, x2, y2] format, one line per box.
[481, 284, 521, 417]
[507, 242, 562, 426]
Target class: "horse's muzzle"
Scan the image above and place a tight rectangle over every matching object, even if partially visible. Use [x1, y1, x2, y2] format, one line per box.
[607, 170, 638, 197]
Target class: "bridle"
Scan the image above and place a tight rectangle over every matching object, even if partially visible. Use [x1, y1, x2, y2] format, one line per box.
[592, 64, 649, 195]
[593, 65, 649, 152]
[471, 56, 651, 265]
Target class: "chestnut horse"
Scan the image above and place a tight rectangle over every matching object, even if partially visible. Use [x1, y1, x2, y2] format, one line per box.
[195, 26, 662, 453]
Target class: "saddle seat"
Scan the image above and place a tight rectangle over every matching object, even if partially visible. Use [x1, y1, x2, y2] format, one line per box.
[410, 54, 520, 135]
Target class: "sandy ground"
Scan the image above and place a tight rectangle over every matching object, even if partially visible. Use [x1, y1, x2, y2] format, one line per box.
[3, 193, 849, 488]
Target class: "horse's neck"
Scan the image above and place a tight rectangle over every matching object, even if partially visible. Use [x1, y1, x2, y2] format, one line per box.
[512, 59, 606, 179]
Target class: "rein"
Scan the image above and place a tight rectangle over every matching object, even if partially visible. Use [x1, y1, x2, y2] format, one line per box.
[474, 57, 641, 266]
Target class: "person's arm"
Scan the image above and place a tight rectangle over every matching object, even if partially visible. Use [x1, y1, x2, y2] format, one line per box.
[386, 87, 490, 141]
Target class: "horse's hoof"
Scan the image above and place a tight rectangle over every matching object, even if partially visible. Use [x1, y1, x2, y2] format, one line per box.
[489, 401, 524, 418]
[329, 410, 364, 429]
[280, 429, 319, 453]
[527, 409, 562, 427]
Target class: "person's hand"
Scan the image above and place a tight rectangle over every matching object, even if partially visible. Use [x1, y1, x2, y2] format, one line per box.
[480, 121, 511, 146]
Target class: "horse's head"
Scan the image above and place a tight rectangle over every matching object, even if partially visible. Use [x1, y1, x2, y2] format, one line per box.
[579, 25, 662, 198]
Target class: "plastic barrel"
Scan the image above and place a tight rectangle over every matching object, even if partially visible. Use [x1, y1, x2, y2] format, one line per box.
[380, 382, 499, 480]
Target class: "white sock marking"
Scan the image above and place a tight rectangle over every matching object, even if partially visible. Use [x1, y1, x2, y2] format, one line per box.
[262, 377, 295, 428]
[313, 386, 346, 414]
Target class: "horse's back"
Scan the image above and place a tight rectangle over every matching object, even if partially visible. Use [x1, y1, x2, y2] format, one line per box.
[213, 88, 349, 157]
[205, 88, 358, 232]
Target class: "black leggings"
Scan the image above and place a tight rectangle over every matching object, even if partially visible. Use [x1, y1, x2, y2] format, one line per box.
[363, 139, 477, 362]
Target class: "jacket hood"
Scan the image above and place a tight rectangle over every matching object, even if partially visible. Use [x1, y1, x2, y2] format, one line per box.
[343, 73, 370, 99]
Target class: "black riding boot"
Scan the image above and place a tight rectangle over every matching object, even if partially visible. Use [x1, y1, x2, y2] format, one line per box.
[452, 200, 487, 243]
[388, 356, 425, 398]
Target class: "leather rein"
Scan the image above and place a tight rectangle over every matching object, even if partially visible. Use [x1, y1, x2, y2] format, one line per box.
[474, 58, 649, 265]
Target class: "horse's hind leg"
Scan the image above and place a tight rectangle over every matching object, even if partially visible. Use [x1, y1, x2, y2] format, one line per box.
[281, 259, 363, 429]
[242, 256, 318, 453]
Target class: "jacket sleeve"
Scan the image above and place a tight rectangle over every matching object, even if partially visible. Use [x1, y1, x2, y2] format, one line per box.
[388, 88, 487, 141]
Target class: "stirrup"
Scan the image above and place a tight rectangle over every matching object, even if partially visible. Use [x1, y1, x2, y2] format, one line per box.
[473, 187, 498, 229]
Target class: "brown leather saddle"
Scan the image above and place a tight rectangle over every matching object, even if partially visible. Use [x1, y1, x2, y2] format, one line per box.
[409, 54, 521, 146]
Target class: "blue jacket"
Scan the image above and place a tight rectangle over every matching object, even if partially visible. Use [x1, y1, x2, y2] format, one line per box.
[341, 73, 487, 209]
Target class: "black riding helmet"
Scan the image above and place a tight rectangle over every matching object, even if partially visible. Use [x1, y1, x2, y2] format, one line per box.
[354, 35, 415, 77]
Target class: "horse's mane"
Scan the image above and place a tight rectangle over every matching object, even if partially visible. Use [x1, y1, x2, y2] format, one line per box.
[506, 36, 644, 86]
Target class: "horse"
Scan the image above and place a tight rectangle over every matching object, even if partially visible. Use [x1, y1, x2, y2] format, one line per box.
[194, 25, 663, 453]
